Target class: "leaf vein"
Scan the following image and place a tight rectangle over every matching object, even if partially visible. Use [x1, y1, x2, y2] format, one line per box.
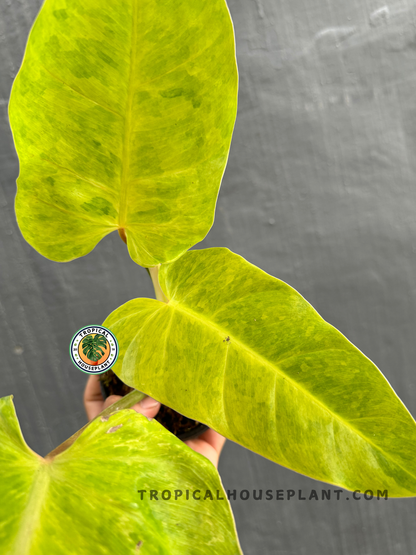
[39, 64, 123, 118]
[168, 300, 416, 482]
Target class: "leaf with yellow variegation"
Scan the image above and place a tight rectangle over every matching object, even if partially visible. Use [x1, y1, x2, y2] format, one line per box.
[0, 394, 242, 554]
[104, 247, 416, 497]
[9, 0, 238, 267]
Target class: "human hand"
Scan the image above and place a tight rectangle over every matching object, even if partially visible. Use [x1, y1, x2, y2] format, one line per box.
[84, 375, 226, 468]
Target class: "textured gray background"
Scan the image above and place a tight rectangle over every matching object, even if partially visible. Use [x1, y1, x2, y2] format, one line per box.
[1, 0, 416, 553]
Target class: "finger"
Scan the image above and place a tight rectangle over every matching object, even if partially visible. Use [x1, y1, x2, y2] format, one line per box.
[103, 395, 122, 410]
[84, 375, 105, 421]
[130, 396, 161, 420]
[102, 395, 161, 419]
[197, 429, 226, 456]
[185, 437, 221, 468]
[185, 431, 226, 468]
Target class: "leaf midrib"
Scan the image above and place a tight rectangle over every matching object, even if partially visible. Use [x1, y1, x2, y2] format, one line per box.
[10, 462, 50, 555]
[168, 299, 416, 484]
[119, 0, 138, 228]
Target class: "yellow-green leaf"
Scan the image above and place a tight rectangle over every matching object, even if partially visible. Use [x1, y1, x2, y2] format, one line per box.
[104, 248, 416, 496]
[0, 395, 242, 554]
[9, 0, 238, 267]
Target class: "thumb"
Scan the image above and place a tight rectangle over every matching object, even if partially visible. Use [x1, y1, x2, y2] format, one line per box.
[102, 394, 161, 419]
[131, 396, 161, 420]
[102, 395, 122, 410]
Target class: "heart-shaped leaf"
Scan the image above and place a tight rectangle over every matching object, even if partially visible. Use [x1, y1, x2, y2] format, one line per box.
[104, 248, 416, 496]
[9, 0, 238, 267]
[0, 394, 242, 554]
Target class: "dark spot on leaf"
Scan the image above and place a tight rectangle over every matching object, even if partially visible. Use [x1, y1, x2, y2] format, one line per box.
[97, 50, 118, 69]
[136, 91, 150, 103]
[81, 197, 116, 218]
[160, 87, 185, 99]
[223, 336, 230, 343]
[159, 73, 202, 108]
[53, 9, 68, 20]
[107, 424, 123, 433]
[136, 540, 143, 550]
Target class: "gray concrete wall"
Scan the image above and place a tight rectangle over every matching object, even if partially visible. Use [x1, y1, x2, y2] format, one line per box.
[1, 0, 416, 553]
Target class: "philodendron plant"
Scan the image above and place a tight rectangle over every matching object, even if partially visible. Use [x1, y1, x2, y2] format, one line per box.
[4, 0, 416, 552]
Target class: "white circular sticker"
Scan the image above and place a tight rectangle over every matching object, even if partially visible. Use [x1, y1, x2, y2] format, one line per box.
[69, 325, 119, 374]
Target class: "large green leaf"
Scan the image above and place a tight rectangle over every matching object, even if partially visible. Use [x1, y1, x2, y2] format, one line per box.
[9, 0, 237, 267]
[0, 394, 242, 554]
[104, 248, 416, 496]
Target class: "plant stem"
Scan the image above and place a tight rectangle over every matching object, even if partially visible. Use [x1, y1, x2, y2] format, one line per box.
[147, 265, 169, 303]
